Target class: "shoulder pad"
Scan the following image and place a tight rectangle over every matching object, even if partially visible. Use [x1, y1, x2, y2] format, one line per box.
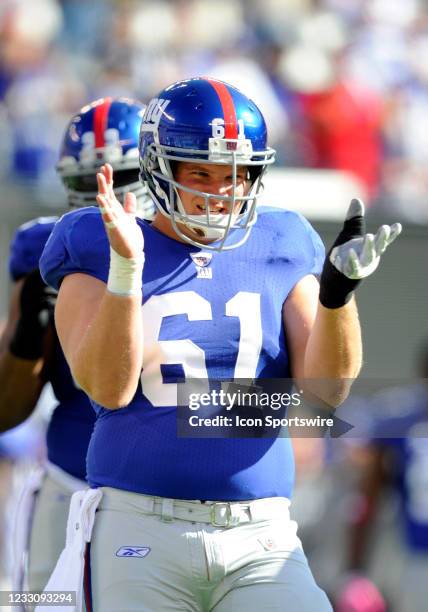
[40, 207, 110, 290]
[9, 216, 58, 281]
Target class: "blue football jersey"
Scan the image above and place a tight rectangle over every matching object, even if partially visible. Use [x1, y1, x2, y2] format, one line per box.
[40, 206, 325, 500]
[9, 217, 96, 480]
[370, 385, 428, 552]
[9, 217, 59, 281]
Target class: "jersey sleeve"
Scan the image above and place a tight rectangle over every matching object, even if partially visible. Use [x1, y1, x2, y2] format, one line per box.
[250, 207, 326, 305]
[258, 206, 325, 277]
[39, 207, 110, 290]
[292, 212, 325, 277]
[8, 216, 58, 281]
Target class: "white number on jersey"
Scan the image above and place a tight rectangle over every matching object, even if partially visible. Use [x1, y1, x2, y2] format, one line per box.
[141, 291, 262, 407]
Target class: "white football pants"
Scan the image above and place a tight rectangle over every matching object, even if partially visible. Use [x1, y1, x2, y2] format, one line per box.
[87, 487, 332, 611]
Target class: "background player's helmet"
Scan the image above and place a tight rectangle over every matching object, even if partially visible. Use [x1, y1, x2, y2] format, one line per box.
[139, 77, 276, 250]
[58, 97, 155, 219]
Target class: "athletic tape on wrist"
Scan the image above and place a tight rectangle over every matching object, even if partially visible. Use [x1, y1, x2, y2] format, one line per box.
[107, 247, 144, 296]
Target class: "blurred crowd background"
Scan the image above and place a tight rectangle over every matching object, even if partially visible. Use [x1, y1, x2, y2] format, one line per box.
[1, 0, 428, 220]
[1, 1, 428, 611]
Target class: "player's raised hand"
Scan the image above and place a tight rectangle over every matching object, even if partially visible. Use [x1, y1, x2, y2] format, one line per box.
[96, 164, 144, 259]
[329, 199, 401, 278]
[319, 198, 402, 309]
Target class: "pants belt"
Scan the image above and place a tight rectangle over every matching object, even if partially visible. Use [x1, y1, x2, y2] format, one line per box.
[101, 488, 290, 528]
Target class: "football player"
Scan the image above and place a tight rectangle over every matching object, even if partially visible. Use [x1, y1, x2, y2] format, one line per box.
[345, 347, 428, 612]
[40, 77, 401, 611]
[0, 97, 153, 592]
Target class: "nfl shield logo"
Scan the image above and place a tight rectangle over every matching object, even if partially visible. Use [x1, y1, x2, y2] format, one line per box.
[190, 253, 212, 268]
[190, 252, 213, 279]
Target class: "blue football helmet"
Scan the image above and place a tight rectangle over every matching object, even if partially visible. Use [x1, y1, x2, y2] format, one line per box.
[139, 77, 276, 250]
[58, 97, 155, 219]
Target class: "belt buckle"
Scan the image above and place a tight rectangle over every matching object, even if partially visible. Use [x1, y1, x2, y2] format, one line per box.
[210, 502, 232, 527]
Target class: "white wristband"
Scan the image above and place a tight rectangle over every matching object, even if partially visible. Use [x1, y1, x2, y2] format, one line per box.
[107, 247, 144, 296]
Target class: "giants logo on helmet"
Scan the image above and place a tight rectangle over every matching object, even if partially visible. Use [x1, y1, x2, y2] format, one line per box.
[141, 98, 171, 132]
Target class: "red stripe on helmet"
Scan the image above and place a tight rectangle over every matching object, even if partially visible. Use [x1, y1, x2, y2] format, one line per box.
[205, 78, 238, 139]
[93, 98, 112, 148]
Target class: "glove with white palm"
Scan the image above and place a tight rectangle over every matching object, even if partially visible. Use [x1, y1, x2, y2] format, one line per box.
[319, 199, 402, 309]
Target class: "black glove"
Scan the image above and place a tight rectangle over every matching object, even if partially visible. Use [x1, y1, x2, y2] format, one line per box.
[9, 269, 57, 360]
[319, 199, 401, 309]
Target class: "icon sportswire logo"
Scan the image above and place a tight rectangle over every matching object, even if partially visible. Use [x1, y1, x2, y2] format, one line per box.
[116, 546, 151, 558]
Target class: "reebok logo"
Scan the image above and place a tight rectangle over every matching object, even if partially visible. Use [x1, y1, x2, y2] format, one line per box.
[116, 546, 151, 558]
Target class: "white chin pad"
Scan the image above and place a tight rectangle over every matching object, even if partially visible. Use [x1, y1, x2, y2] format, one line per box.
[185, 214, 237, 240]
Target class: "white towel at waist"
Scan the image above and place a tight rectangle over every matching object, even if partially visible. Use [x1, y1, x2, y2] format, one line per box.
[35, 488, 103, 612]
